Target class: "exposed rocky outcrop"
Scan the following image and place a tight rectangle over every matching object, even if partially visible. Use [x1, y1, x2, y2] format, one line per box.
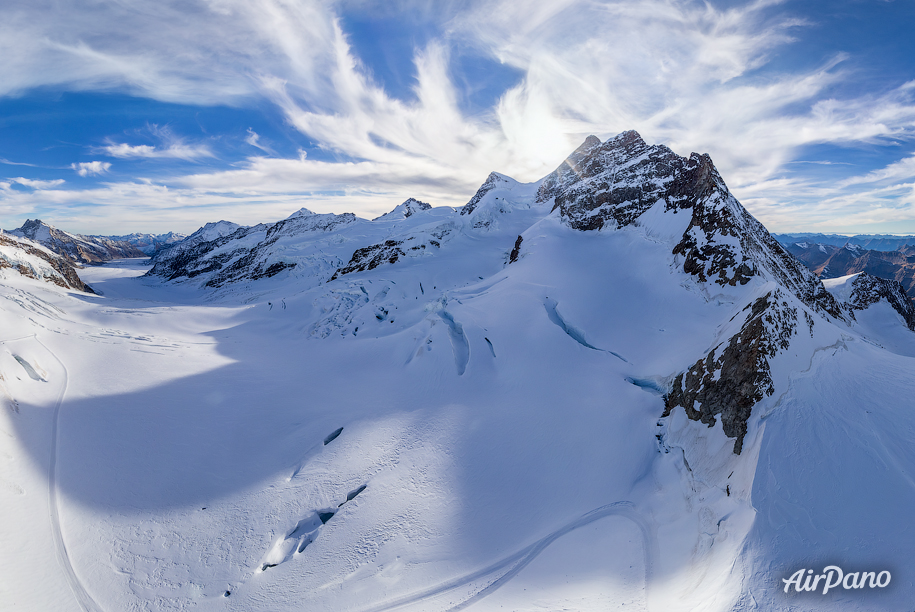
[10, 219, 145, 264]
[664, 290, 797, 454]
[0, 232, 94, 292]
[330, 240, 406, 281]
[535, 131, 849, 453]
[509, 235, 523, 264]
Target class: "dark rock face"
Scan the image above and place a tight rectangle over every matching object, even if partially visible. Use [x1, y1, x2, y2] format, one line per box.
[330, 240, 406, 281]
[509, 235, 523, 264]
[538, 131, 717, 229]
[842, 273, 915, 331]
[0, 234, 94, 292]
[329, 223, 449, 281]
[12, 219, 146, 264]
[665, 290, 797, 454]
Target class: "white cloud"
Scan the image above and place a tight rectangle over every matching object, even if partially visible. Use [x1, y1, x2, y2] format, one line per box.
[100, 142, 214, 160]
[838, 155, 915, 187]
[245, 128, 276, 155]
[72, 161, 112, 176]
[10, 177, 65, 188]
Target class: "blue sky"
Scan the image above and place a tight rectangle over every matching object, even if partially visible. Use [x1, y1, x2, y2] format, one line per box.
[1, 0, 914, 235]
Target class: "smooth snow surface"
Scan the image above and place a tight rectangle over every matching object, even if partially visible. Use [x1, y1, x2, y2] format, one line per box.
[1, 202, 913, 612]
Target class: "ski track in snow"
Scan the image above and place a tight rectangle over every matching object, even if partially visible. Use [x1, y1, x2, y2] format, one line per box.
[34, 335, 104, 612]
[359, 501, 657, 612]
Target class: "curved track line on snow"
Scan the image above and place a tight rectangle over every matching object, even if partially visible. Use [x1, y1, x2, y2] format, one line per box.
[34, 335, 104, 612]
[361, 501, 657, 612]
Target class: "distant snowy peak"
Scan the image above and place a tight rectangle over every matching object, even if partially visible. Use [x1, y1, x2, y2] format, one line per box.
[10, 219, 145, 264]
[460, 172, 515, 217]
[147, 210, 359, 287]
[458, 172, 539, 230]
[373, 198, 432, 221]
[0, 232, 93, 292]
[99, 231, 187, 255]
[824, 272, 915, 331]
[187, 220, 244, 244]
[268, 210, 356, 239]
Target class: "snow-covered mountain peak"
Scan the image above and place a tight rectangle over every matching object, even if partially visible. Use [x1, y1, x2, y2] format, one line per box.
[373, 198, 433, 221]
[14, 218, 57, 242]
[190, 220, 244, 242]
[459, 171, 518, 217]
[286, 207, 317, 219]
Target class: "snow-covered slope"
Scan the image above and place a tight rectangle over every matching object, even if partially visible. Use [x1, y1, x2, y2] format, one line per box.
[0, 231, 93, 292]
[1, 132, 913, 612]
[10, 219, 146, 263]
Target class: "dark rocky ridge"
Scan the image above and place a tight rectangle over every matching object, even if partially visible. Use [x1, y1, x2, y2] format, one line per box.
[330, 240, 406, 281]
[373, 198, 432, 220]
[538, 131, 842, 319]
[664, 290, 797, 454]
[460, 172, 509, 217]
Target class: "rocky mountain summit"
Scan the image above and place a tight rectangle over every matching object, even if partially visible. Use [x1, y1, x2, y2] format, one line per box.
[10, 219, 145, 264]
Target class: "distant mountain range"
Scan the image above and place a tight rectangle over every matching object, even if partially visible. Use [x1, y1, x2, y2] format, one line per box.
[776, 237, 915, 300]
[95, 231, 187, 255]
[773, 232, 915, 252]
[8, 219, 146, 263]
